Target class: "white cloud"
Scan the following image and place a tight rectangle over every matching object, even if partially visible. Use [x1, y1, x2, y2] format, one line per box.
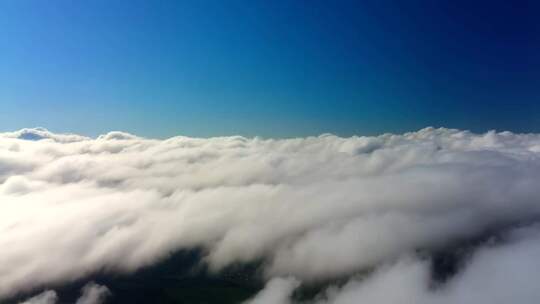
[2, 127, 540, 301]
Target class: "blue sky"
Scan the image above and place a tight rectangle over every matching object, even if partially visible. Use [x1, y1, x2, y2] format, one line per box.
[1, 0, 539, 138]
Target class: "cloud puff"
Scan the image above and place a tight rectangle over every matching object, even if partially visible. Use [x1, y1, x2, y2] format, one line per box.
[75, 282, 111, 304]
[2, 127, 540, 301]
[18, 282, 110, 304]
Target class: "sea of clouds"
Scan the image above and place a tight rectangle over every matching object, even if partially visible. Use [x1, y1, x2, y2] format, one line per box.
[2, 127, 540, 303]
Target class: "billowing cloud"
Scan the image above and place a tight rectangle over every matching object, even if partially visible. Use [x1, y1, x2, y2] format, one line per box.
[2, 127, 540, 302]
[250, 224, 540, 304]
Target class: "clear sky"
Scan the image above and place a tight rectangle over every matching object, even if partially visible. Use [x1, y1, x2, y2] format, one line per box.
[1, 0, 539, 138]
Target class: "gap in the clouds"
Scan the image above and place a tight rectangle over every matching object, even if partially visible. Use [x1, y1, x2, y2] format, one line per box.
[8, 221, 538, 304]
[291, 220, 540, 303]
[423, 219, 539, 288]
[6, 249, 264, 304]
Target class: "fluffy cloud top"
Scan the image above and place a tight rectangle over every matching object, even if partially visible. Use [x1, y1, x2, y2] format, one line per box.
[2, 127, 540, 302]
[1, 128, 90, 143]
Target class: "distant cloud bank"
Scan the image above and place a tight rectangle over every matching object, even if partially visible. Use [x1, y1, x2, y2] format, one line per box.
[2, 127, 540, 303]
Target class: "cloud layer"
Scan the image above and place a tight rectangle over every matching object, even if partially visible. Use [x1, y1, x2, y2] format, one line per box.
[2, 127, 540, 302]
